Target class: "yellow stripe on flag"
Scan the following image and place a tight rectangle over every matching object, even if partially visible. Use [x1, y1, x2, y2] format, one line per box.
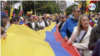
[1, 22, 56, 56]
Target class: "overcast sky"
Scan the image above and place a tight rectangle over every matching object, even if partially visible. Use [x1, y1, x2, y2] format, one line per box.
[4, 0, 77, 9]
[66, 0, 74, 8]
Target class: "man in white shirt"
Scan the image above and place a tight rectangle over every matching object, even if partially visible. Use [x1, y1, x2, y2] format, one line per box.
[30, 18, 35, 29]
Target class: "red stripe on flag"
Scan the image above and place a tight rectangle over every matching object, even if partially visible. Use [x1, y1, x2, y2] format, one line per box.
[90, 0, 98, 3]
[18, 10, 23, 16]
[53, 25, 81, 56]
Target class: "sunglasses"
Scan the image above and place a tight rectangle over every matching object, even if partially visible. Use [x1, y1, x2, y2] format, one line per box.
[13, 19, 19, 22]
[75, 10, 81, 12]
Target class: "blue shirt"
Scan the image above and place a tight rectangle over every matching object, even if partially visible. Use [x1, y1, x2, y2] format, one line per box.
[20, 21, 24, 25]
[60, 15, 78, 39]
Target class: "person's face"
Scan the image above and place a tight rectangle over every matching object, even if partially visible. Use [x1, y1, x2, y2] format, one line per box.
[98, 19, 100, 22]
[81, 16, 89, 28]
[39, 19, 42, 23]
[30, 18, 35, 22]
[73, 8, 81, 17]
[25, 19, 28, 22]
[21, 19, 24, 22]
[2, 17, 7, 23]
[59, 17, 62, 21]
[62, 17, 66, 22]
[98, 14, 100, 17]
[12, 18, 20, 25]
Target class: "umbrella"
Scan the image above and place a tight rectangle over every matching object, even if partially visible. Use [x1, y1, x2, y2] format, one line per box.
[44, 14, 50, 17]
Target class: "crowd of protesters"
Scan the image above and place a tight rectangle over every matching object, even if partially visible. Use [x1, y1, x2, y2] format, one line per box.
[1, 12, 60, 38]
[1, 6, 100, 56]
[56, 6, 100, 56]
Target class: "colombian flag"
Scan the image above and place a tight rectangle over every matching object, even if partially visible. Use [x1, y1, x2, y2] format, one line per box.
[18, 5, 23, 16]
[12, 11, 15, 16]
[1, 22, 80, 56]
[10, 6, 14, 19]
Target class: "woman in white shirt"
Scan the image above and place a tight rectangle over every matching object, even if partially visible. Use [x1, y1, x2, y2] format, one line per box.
[37, 18, 45, 29]
[68, 14, 92, 56]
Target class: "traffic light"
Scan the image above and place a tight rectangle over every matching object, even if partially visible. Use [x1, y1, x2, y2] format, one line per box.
[0, 1, 2, 11]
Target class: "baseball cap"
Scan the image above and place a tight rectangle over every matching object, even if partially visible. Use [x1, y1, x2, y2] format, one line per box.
[1, 12, 8, 19]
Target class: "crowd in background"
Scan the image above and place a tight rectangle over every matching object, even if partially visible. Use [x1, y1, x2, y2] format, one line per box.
[1, 6, 100, 56]
[1, 11, 67, 38]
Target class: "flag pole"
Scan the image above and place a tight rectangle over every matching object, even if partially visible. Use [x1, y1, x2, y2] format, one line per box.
[34, 0, 36, 15]
[12, 0, 14, 18]
[10, 1, 11, 17]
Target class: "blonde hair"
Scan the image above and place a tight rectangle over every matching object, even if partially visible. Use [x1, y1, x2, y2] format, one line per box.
[77, 14, 89, 36]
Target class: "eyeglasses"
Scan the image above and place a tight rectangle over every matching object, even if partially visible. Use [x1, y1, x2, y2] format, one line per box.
[13, 19, 19, 22]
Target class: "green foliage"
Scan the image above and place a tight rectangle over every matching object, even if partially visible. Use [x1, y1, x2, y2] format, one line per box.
[3, 7, 10, 16]
[90, 1, 100, 13]
[7, 0, 18, 4]
[42, 1, 60, 14]
[65, 4, 78, 15]
[4, 1, 60, 16]
[22, 1, 60, 15]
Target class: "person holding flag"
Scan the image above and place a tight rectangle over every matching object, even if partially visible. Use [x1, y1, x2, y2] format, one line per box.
[19, 5, 24, 25]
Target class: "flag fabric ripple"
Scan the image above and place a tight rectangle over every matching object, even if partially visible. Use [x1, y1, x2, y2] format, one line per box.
[1, 22, 80, 56]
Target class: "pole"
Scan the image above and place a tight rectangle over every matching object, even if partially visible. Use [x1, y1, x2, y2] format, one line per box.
[0, 1, 2, 11]
[85, 1, 86, 13]
[10, 1, 11, 13]
[12, 0, 14, 8]
[34, 0, 36, 15]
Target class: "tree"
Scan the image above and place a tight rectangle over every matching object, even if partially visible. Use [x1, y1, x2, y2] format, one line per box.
[22, 1, 60, 15]
[65, 4, 78, 15]
[7, 0, 18, 4]
[40, 1, 60, 14]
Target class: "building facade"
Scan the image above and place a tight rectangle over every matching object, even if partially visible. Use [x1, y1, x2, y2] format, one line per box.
[56, 1, 67, 13]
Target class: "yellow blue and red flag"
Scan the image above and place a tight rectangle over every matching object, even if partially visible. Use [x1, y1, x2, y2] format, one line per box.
[12, 11, 15, 16]
[10, 6, 15, 19]
[18, 5, 23, 16]
[1, 22, 80, 56]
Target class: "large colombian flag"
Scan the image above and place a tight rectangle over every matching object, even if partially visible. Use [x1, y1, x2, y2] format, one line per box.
[1, 22, 80, 56]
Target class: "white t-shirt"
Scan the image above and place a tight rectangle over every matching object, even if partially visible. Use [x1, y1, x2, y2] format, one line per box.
[31, 22, 35, 29]
[75, 30, 86, 43]
[5, 22, 11, 32]
[58, 21, 62, 26]
[37, 20, 45, 27]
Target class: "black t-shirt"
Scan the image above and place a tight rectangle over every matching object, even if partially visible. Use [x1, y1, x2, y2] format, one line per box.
[58, 22, 64, 32]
